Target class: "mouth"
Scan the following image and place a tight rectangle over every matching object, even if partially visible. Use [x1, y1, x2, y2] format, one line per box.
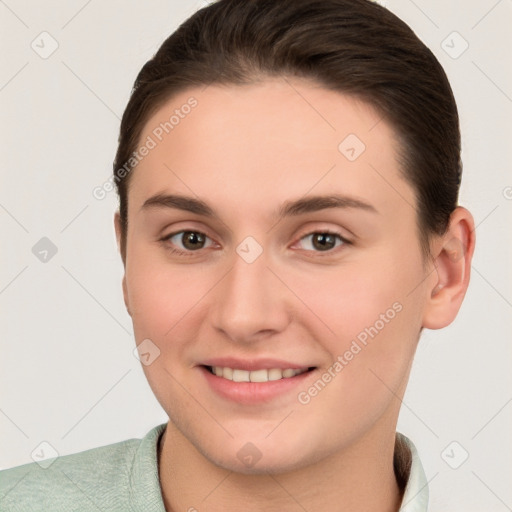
[198, 362, 317, 404]
[203, 365, 316, 383]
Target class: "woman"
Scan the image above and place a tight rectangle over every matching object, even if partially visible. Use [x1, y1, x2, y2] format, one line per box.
[0, 0, 475, 510]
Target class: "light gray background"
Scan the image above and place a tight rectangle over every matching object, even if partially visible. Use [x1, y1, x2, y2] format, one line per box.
[1, 0, 511, 510]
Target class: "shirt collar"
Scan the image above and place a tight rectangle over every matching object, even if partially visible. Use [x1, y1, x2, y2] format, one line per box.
[129, 422, 167, 512]
[128, 424, 428, 512]
[396, 432, 429, 511]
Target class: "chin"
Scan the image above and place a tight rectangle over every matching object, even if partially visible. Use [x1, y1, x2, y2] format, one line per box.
[210, 452, 308, 475]
[198, 436, 329, 476]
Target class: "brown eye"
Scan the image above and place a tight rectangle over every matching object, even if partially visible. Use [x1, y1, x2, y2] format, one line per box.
[181, 231, 206, 250]
[164, 230, 213, 253]
[312, 233, 337, 251]
[297, 232, 347, 252]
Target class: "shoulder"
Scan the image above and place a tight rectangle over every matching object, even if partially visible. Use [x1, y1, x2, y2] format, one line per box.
[0, 425, 165, 512]
[0, 437, 139, 512]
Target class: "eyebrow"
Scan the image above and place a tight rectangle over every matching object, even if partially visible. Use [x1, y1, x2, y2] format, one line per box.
[141, 193, 378, 218]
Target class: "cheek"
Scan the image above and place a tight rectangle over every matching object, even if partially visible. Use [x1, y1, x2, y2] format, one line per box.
[124, 245, 211, 341]
[287, 258, 407, 343]
[289, 253, 422, 395]
[124, 250, 212, 405]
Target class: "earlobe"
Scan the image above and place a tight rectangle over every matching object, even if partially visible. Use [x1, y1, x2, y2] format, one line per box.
[422, 207, 476, 330]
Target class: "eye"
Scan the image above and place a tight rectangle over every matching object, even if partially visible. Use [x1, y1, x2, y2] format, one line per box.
[162, 230, 215, 254]
[295, 231, 349, 253]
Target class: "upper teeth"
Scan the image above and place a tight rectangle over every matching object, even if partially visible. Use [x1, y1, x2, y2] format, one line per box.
[211, 367, 308, 382]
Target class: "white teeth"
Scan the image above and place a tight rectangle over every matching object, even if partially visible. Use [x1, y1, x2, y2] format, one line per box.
[249, 369, 268, 383]
[268, 368, 283, 381]
[222, 367, 233, 380]
[232, 369, 250, 382]
[210, 366, 308, 382]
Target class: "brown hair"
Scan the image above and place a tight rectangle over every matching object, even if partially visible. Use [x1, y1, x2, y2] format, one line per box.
[113, 0, 461, 261]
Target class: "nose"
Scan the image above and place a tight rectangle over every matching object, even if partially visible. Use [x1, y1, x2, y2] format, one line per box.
[210, 248, 291, 344]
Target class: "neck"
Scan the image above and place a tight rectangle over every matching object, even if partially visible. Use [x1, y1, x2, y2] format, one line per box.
[158, 420, 404, 512]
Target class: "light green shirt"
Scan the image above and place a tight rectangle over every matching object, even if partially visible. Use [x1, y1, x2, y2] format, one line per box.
[0, 424, 428, 511]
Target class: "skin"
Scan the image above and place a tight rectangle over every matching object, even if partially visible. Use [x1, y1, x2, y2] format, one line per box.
[114, 78, 475, 512]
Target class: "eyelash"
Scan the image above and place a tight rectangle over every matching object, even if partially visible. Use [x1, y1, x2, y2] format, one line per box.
[160, 229, 351, 257]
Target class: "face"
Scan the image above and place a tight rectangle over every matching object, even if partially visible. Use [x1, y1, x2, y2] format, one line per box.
[118, 78, 432, 473]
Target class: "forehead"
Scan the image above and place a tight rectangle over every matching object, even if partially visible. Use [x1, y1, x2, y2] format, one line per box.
[128, 78, 415, 222]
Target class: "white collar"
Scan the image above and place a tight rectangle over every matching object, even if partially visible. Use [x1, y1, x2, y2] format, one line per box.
[396, 433, 429, 511]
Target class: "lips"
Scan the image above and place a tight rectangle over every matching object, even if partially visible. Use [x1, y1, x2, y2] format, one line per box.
[198, 357, 317, 403]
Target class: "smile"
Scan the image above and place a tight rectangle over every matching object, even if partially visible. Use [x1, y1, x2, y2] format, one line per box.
[206, 366, 311, 382]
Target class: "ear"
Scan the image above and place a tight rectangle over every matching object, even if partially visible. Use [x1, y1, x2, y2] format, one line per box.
[422, 206, 476, 330]
[114, 211, 131, 317]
